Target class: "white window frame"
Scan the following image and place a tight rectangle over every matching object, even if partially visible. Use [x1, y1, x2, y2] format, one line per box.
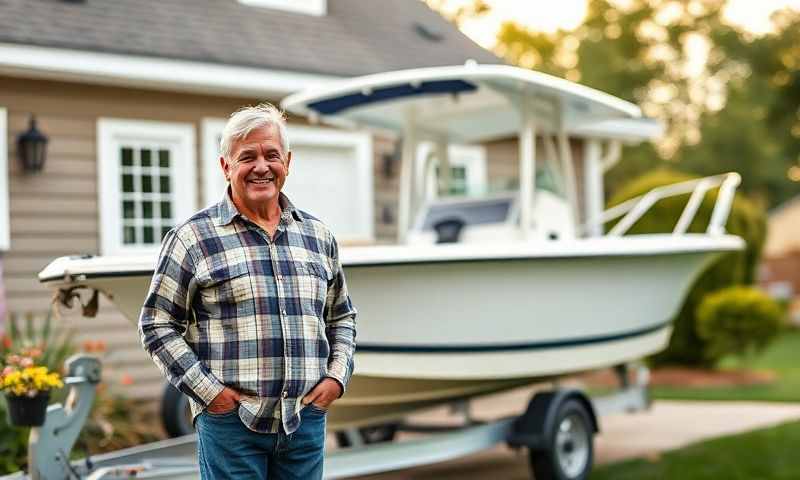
[201, 120, 374, 242]
[202, 118, 227, 208]
[97, 119, 197, 256]
[417, 143, 488, 200]
[0, 108, 8, 251]
[237, 0, 326, 16]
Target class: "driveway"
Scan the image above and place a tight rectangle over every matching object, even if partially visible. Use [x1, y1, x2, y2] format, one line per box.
[340, 385, 800, 479]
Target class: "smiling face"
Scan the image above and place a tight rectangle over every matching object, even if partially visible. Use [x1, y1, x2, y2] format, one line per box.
[221, 124, 291, 214]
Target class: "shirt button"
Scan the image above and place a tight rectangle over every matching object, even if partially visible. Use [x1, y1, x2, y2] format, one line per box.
[282, 391, 288, 399]
[281, 309, 287, 316]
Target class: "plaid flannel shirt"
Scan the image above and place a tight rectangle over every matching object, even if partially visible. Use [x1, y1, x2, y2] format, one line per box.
[138, 192, 356, 434]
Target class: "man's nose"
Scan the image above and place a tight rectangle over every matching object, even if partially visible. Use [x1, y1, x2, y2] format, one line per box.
[252, 156, 270, 173]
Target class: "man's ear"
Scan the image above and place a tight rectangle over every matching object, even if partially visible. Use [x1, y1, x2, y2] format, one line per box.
[220, 155, 230, 181]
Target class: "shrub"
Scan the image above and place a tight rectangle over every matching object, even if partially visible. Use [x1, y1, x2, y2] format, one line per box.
[696, 286, 786, 364]
[607, 169, 767, 366]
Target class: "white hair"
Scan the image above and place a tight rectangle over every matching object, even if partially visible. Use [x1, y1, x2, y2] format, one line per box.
[220, 103, 290, 161]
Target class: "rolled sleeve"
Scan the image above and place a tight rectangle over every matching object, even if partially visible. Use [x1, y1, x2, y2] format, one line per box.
[138, 229, 224, 407]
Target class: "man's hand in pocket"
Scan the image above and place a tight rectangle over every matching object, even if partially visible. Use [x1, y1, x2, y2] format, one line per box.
[208, 387, 241, 414]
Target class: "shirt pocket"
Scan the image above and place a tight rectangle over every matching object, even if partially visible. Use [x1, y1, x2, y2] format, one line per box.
[200, 262, 255, 325]
[298, 261, 331, 319]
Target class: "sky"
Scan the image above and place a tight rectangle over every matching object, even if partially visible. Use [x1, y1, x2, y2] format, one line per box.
[444, 0, 800, 48]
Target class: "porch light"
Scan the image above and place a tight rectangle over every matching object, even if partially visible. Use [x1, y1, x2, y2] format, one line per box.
[17, 116, 48, 173]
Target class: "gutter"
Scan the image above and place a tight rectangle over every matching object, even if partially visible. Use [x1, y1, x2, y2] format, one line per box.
[0, 42, 342, 98]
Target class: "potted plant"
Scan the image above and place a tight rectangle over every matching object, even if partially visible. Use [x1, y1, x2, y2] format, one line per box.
[1, 348, 63, 427]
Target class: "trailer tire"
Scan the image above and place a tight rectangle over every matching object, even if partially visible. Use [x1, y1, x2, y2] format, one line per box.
[529, 399, 593, 480]
[161, 382, 194, 438]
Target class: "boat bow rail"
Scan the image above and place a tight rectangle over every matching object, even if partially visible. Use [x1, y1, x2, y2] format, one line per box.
[595, 172, 742, 237]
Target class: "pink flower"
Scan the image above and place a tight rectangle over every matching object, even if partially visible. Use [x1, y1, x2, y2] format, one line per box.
[19, 357, 33, 368]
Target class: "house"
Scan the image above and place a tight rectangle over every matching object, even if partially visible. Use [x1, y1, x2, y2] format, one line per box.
[0, 0, 657, 398]
[0, 0, 502, 396]
[760, 195, 800, 323]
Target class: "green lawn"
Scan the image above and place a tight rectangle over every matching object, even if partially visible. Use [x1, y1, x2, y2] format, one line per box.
[592, 420, 800, 479]
[651, 330, 800, 403]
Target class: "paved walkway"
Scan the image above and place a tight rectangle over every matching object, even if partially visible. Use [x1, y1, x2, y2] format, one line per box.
[341, 385, 800, 479]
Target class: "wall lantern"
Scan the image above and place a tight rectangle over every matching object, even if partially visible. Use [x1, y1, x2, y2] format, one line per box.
[17, 116, 49, 173]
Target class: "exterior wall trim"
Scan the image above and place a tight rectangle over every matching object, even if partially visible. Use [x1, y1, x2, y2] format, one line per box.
[201, 118, 227, 208]
[97, 118, 197, 256]
[0, 43, 340, 99]
[0, 107, 7, 251]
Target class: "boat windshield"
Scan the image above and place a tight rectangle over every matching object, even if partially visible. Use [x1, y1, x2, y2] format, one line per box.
[486, 164, 565, 198]
[418, 197, 514, 231]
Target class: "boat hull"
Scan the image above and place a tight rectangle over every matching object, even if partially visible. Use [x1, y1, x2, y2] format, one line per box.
[39, 235, 742, 427]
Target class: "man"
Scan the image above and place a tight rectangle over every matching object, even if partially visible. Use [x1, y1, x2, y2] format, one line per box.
[139, 103, 357, 479]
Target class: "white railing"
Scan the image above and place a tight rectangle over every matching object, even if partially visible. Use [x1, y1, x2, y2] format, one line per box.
[599, 172, 742, 237]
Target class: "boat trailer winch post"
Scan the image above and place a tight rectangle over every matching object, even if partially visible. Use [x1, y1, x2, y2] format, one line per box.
[26, 355, 102, 480]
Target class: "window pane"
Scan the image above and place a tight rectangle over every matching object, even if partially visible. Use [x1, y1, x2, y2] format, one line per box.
[122, 174, 135, 193]
[159, 149, 170, 168]
[142, 175, 153, 193]
[123, 226, 136, 244]
[451, 166, 467, 180]
[160, 176, 170, 193]
[161, 226, 172, 240]
[160, 201, 172, 219]
[449, 182, 467, 195]
[122, 200, 135, 219]
[141, 149, 152, 167]
[143, 226, 154, 244]
[142, 201, 153, 219]
[121, 147, 134, 167]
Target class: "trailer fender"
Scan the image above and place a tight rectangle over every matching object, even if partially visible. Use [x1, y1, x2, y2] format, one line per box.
[507, 389, 599, 450]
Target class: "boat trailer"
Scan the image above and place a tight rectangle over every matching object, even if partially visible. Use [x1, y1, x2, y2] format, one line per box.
[3, 355, 649, 480]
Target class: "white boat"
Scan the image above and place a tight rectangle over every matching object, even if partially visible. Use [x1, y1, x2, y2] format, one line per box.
[39, 64, 744, 433]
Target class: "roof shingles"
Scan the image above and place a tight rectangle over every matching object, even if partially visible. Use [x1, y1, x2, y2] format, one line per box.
[0, 0, 501, 76]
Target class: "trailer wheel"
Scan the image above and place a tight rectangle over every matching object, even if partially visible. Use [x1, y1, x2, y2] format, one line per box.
[161, 382, 194, 438]
[529, 399, 593, 480]
[335, 423, 399, 448]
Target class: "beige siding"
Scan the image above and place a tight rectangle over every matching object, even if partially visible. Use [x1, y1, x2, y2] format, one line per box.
[372, 135, 400, 243]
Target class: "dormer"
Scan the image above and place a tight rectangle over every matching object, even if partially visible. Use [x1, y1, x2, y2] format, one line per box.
[238, 0, 327, 16]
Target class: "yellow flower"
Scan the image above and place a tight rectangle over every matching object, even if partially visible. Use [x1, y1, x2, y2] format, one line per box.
[0, 364, 62, 396]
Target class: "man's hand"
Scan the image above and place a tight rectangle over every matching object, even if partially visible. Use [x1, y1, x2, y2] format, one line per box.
[207, 386, 241, 414]
[302, 378, 342, 410]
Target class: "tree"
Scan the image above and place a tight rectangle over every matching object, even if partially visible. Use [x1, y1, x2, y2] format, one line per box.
[491, 0, 800, 206]
[422, 0, 491, 27]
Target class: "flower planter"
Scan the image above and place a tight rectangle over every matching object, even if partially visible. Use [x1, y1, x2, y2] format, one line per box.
[5, 392, 50, 427]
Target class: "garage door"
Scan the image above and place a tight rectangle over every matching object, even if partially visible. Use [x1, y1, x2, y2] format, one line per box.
[202, 121, 373, 243]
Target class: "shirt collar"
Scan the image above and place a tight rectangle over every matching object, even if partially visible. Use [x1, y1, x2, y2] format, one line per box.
[214, 188, 303, 226]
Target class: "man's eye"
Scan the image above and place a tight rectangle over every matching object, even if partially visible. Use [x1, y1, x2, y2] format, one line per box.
[240, 156, 254, 162]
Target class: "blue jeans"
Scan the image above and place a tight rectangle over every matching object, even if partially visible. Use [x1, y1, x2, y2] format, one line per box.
[196, 404, 326, 479]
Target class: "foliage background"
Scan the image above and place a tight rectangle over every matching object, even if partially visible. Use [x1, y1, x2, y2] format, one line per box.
[427, 0, 800, 208]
